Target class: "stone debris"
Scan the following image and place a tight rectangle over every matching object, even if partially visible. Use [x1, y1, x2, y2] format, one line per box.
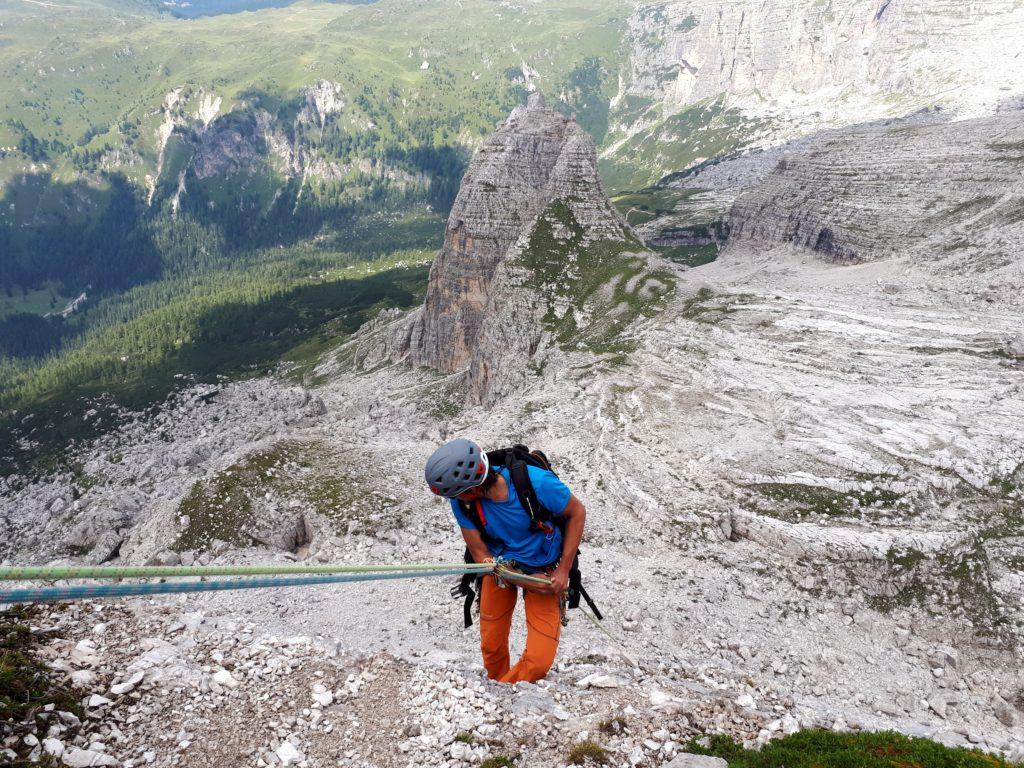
[62, 747, 119, 767]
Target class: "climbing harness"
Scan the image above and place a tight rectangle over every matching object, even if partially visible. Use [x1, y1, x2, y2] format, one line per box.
[0, 562, 493, 605]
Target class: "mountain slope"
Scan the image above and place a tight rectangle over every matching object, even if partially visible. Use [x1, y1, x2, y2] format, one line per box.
[726, 113, 1024, 275]
[2, 92, 1024, 765]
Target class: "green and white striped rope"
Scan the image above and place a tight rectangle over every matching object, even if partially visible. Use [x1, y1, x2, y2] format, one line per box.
[0, 562, 494, 582]
[0, 560, 552, 604]
[0, 568, 481, 604]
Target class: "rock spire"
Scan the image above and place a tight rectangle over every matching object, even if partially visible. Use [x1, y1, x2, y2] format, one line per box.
[406, 93, 629, 377]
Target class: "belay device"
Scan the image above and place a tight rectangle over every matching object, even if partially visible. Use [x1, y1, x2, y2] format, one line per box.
[451, 444, 603, 627]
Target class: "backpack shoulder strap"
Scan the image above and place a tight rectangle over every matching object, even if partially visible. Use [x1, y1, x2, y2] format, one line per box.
[505, 453, 554, 531]
[487, 444, 557, 529]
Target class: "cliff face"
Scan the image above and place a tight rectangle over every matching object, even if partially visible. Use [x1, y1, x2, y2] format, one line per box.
[624, 1, 1024, 116]
[725, 112, 1024, 269]
[603, 0, 1024, 186]
[149, 81, 426, 213]
[407, 93, 629, 374]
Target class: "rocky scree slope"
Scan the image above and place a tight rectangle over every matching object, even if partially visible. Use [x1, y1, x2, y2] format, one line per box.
[620, 107, 1024, 656]
[399, 92, 674, 405]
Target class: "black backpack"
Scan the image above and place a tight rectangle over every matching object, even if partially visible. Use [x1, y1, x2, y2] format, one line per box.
[451, 444, 603, 627]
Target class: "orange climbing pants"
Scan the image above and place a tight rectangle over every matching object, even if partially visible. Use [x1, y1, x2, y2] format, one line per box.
[479, 574, 561, 683]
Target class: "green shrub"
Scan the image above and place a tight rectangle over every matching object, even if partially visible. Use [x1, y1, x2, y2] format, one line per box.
[598, 715, 627, 734]
[568, 740, 610, 766]
[480, 757, 517, 768]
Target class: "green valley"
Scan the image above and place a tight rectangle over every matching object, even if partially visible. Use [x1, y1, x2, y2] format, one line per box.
[0, 0, 636, 472]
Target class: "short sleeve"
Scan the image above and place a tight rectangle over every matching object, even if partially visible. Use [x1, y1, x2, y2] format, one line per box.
[451, 499, 477, 530]
[531, 468, 571, 515]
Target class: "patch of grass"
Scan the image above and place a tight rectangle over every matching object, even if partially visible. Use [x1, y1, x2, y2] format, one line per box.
[925, 196, 1000, 226]
[480, 757, 518, 768]
[748, 482, 904, 518]
[886, 546, 927, 571]
[657, 242, 719, 267]
[908, 346, 1024, 368]
[423, 375, 465, 421]
[568, 741, 610, 766]
[0, 284, 71, 320]
[1, 606, 82, 726]
[686, 729, 1021, 768]
[173, 438, 403, 551]
[681, 288, 757, 324]
[278, 327, 346, 387]
[600, 97, 766, 191]
[871, 540, 1012, 644]
[611, 187, 701, 226]
[518, 199, 675, 355]
[173, 441, 299, 551]
[455, 733, 475, 744]
[676, 14, 697, 32]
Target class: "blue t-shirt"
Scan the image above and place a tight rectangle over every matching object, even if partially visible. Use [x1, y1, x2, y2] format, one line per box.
[451, 465, 571, 569]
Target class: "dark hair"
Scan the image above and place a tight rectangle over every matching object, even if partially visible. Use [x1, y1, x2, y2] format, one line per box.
[479, 469, 500, 493]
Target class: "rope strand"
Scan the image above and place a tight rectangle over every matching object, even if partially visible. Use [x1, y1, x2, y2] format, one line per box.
[0, 567, 485, 604]
[0, 562, 493, 582]
[0, 561, 556, 604]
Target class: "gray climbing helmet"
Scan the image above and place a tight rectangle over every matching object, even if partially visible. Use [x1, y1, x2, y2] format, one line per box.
[425, 438, 490, 498]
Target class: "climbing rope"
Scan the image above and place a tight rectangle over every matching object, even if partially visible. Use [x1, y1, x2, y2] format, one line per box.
[0, 560, 552, 604]
[0, 567, 485, 605]
[0, 562, 494, 582]
[492, 562, 552, 588]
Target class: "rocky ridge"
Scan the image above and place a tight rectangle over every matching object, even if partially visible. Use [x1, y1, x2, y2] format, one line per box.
[405, 94, 629, 369]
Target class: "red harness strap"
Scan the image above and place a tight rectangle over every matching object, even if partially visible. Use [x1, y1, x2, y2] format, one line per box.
[475, 499, 488, 527]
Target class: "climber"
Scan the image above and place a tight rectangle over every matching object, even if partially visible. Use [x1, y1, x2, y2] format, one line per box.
[425, 438, 587, 683]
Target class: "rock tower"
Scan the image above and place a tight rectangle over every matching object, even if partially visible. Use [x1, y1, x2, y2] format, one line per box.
[406, 93, 630, 377]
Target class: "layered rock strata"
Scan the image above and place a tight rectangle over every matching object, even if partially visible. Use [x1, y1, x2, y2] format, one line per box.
[604, 0, 1024, 187]
[621, 1, 1024, 133]
[726, 112, 1024, 268]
